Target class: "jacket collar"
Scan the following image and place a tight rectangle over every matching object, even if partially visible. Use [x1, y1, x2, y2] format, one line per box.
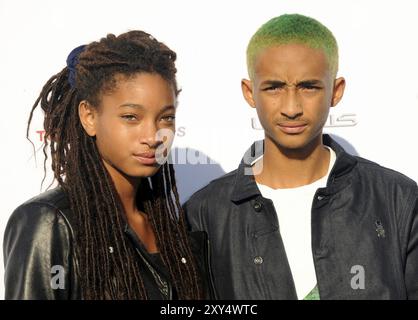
[230, 134, 358, 203]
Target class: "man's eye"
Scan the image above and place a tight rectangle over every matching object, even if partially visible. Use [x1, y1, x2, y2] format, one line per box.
[263, 85, 283, 91]
[121, 115, 137, 121]
[302, 85, 321, 90]
[162, 115, 176, 122]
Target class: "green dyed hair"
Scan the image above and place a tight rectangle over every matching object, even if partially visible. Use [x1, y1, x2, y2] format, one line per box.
[246, 14, 339, 79]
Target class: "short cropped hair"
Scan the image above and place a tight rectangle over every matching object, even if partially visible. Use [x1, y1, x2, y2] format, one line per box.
[247, 13, 339, 79]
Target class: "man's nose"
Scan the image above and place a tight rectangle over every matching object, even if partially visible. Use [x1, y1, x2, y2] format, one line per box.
[281, 87, 303, 119]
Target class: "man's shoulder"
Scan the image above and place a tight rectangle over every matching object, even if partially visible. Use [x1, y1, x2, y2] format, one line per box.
[183, 169, 239, 230]
[353, 155, 417, 189]
[185, 168, 238, 205]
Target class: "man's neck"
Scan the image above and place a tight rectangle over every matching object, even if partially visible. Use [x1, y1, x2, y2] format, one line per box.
[254, 135, 330, 189]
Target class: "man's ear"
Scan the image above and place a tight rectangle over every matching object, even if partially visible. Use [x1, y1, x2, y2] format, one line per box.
[78, 100, 97, 137]
[331, 77, 346, 107]
[241, 79, 256, 108]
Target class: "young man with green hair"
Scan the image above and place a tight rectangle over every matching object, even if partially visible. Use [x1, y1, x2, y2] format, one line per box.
[184, 14, 418, 299]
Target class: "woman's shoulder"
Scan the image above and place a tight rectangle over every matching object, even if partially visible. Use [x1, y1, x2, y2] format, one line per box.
[18, 186, 70, 210]
[3, 187, 78, 299]
[6, 187, 74, 236]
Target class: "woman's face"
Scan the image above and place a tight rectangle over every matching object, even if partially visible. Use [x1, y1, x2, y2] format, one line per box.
[79, 72, 177, 179]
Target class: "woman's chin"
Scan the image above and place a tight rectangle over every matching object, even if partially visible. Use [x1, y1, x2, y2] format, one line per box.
[128, 165, 162, 178]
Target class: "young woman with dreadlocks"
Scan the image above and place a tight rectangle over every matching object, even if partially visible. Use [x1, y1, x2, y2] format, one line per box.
[3, 30, 216, 300]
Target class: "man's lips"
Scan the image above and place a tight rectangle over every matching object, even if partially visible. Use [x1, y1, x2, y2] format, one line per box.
[277, 122, 308, 134]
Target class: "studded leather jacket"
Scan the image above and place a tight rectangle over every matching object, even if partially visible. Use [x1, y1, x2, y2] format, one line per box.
[184, 135, 418, 299]
[3, 187, 217, 300]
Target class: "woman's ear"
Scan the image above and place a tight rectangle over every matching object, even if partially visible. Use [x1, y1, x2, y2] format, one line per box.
[78, 100, 97, 137]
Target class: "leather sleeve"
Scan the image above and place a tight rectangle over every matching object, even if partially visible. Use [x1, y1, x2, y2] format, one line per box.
[405, 187, 418, 299]
[182, 191, 208, 233]
[188, 231, 218, 300]
[183, 191, 219, 299]
[3, 201, 74, 300]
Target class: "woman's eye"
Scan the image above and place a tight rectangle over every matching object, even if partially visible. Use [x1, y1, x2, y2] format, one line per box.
[121, 115, 137, 121]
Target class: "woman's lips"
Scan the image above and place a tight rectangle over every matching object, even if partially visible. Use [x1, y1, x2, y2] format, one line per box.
[277, 123, 308, 134]
[133, 152, 157, 165]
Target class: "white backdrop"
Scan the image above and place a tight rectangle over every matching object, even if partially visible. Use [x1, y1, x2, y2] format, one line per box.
[1, 0, 417, 299]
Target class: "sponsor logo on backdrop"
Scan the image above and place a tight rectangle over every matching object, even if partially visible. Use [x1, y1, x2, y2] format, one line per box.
[325, 113, 358, 127]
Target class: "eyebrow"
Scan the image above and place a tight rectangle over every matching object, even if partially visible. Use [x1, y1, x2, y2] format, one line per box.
[118, 103, 145, 109]
[118, 103, 176, 112]
[261, 79, 324, 87]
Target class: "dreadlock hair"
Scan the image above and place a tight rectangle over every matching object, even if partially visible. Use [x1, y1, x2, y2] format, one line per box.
[26, 30, 203, 299]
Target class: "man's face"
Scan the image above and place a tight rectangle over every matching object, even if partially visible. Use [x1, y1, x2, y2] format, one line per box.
[242, 43, 345, 152]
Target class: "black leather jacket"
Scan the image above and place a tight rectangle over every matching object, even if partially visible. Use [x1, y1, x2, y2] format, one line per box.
[3, 187, 217, 300]
[184, 135, 418, 299]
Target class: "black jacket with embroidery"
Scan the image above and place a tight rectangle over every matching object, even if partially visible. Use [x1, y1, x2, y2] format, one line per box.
[3, 187, 217, 300]
[184, 135, 418, 299]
